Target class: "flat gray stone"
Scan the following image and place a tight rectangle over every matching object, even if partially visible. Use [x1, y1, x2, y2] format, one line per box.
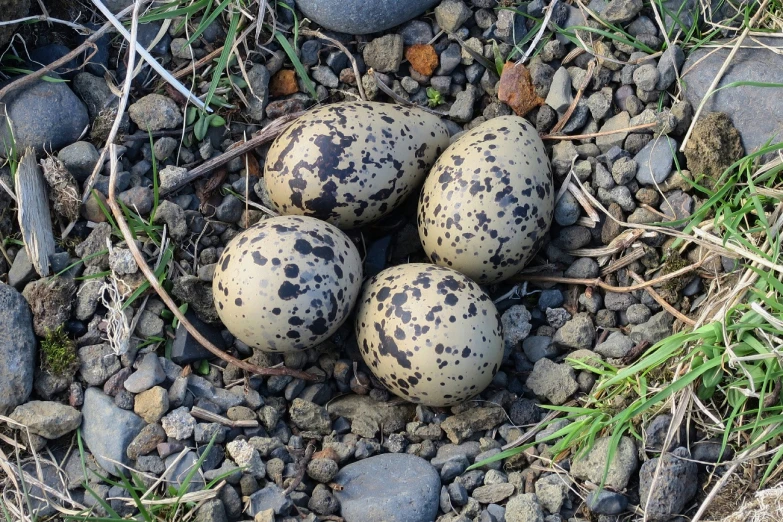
[81, 387, 145, 475]
[0, 283, 36, 415]
[634, 136, 677, 185]
[545, 67, 573, 113]
[682, 37, 783, 154]
[334, 453, 440, 522]
[297, 0, 438, 35]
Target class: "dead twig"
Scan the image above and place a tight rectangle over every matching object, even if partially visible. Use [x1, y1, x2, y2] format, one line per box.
[283, 442, 315, 495]
[514, 258, 703, 293]
[542, 122, 656, 140]
[628, 270, 696, 326]
[159, 112, 304, 195]
[15, 148, 56, 277]
[191, 406, 259, 428]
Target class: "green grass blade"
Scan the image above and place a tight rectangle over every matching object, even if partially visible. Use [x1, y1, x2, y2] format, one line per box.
[275, 31, 317, 100]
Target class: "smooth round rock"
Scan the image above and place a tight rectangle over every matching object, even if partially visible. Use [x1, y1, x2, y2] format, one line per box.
[297, 0, 439, 35]
[333, 453, 440, 522]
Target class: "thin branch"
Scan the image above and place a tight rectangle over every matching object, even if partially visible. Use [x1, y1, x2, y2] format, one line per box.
[628, 270, 696, 326]
[159, 112, 304, 195]
[0, 15, 91, 32]
[542, 122, 656, 140]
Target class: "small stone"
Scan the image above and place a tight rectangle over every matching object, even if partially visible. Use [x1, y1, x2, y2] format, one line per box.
[565, 257, 599, 279]
[535, 474, 569, 513]
[227, 439, 265, 479]
[501, 305, 532, 352]
[58, 141, 100, 183]
[603, 0, 643, 23]
[626, 303, 652, 324]
[554, 191, 580, 226]
[639, 447, 698, 521]
[82, 387, 145, 475]
[595, 331, 635, 358]
[246, 65, 270, 121]
[435, 0, 472, 32]
[526, 359, 578, 405]
[307, 458, 339, 483]
[586, 490, 628, 515]
[570, 436, 638, 490]
[161, 406, 196, 440]
[473, 483, 515, 504]
[9, 401, 81, 439]
[406, 44, 439, 76]
[311, 65, 339, 88]
[269, 69, 299, 96]
[129, 94, 182, 131]
[553, 313, 595, 350]
[633, 63, 659, 92]
[127, 423, 166, 460]
[545, 67, 573, 113]
[630, 311, 674, 344]
[79, 344, 121, 386]
[289, 398, 332, 435]
[505, 493, 544, 522]
[363, 34, 404, 73]
[496, 9, 527, 45]
[596, 111, 631, 153]
[656, 45, 684, 91]
[133, 385, 169, 424]
[522, 336, 556, 363]
[399, 20, 434, 46]
[441, 406, 505, 444]
[124, 352, 165, 393]
[449, 84, 477, 122]
[635, 137, 677, 185]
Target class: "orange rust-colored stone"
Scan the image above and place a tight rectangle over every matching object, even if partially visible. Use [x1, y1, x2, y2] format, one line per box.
[497, 61, 544, 117]
[312, 447, 341, 464]
[405, 44, 439, 77]
[269, 69, 299, 97]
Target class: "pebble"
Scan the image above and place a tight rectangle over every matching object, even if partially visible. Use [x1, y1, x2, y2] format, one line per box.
[522, 336, 557, 363]
[82, 387, 145, 475]
[630, 311, 674, 344]
[363, 34, 404, 73]
[595, 331, 635, 358]
[9, 401, 81, 439]
[437, 43, 462, 76]
[128, 94, 183, 131]
[495, 9, 527, 45]
[435, 0, 473, 32]
[505, 493, 544, 522]
[78, 344, 121, 386]
[311, 65, 339, 88]
[554, 191, 580, 226]
[553, 313, 595, 350]
[58, 141, 100, 183]
[526, 359, 578, 405]
[639, 447, 698, 521]
[161, 406, 197, 440]
[334, 454, 440, 522]
[570, 436, 638, 489]
[0, 80, 88, 156]
[544, 67, 573, 113]
[246, 65, 270, 121]
[586, 490, 628, 515]
[565, 257, 600, 279]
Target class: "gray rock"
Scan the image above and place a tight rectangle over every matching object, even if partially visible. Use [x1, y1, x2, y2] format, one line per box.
[124, 352, 166, 393]
[194, 499, 227, 522]
[683, 36, 783, 150]
[72, 72, 118, 120]
[310, 483, 340, 515]
[496, 9, 527, 46]
[612, 156, 637, 185]
[82, 387, 145, 475]
[501, 305, 532, 352]
[639, 447, 698, 521]
[248, 484, 293, 516]
[535, 474, 569, 513]
[553, 313, 595, 350]
[22, 276, 75, 337]
[522, 336, 557, 363]
[595, 331, 635, 358]
[554, 191, 580, 226]
[9, 401, 81, 439]
[161, 406, 196, 440]
[435, 0, 473, 32]
[545, 67, 573, 113]
[58, 141, 100, 183]
[363, 34, 404, 73]
[152, 200, 188, 240]
[246, 65, 270, 122]
[158, 165, 189, 194]
[526, 358, 579, 405]
[215, 194, 243, 223]
[441, 407, 505, 444]
[633, 64, 659, 92]
[570, 436, 638, 490]
[603, 0, 643, 24]
[630, 311, 674, 344]
[297, 0, 438, 35]
[153, 136, 178, 161]
[79, 344, 121, 386]
[0, 80, 88, 156]
[565, 257, 599, 279]
[586, 490, 628, 515]
[311, 65, 340, 88]
[399, 20, 434, 46]
[129, 94, 182, 131]
[505, 493, 544, 522]
[290, 398, 332, 435]
[449, 84, 477, 122]
[656, 45, 684, 91]
[165, 451, 205, 492]
[473, 483, 515, 504]
[75, 221, 112, 268]
[8, 249, 36, 289]
[634, 137, 677, 185]
[334, 454, 440, 522]
[596, 111, 631, 153]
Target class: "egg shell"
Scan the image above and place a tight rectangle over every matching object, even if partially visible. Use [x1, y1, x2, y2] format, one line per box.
[355, 263, 503, 407]
[417, 116, 554, 284]
[265, 101, 450, 229]
[213, 215, 362, 353]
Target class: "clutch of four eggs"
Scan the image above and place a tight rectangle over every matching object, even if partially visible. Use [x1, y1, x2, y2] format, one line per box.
[212, 102, 553, 406]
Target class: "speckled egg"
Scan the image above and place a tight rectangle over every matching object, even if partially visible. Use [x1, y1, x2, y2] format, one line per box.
[355, 263, 503, 407]
[213, 216, 362, 353]
[417, 116, 554, 284]
[265, 101, 450, 229]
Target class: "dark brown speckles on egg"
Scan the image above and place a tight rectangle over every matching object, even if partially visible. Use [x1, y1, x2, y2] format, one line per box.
[264, 101, 450, 230]
[417, 116, 554, 284]
[213, 216, 363, 353]
[355, 263, 503, 407]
